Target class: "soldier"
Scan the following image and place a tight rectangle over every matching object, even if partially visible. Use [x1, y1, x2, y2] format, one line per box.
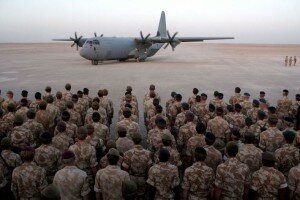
[0, 109, 11, 140]
[289, 56, 293, 66]
[249, 152, 287, 200]
[36, 101, 53, 131]
[214, 93, 227, 112]
[236, 132, 263, 174]
[285, 56, 289, 66]
[91, 112, 110, 146]
[247, 99, 260, 123]
[120, 94, 138, 117]
[182, 147, 215, 200]
[11, 147, 48, 200]
[191, 94, 208, 120]
[224, 105, 235, 130]
[277, 89, 293, 118]
[251, 110, 268, 140]
[148, 105, 169, 130]
[116, 108, 140, 139]
[188, 88, 199, 107]
[66, 100, 82, 127]
[1, 91, 15, 112]
[53, 150, 90, 200]
[240, 117, 255, 142]
[174, 102, 190, 130]
[232, 104, 246, 130]
[144, 84, 161, 103]
[115, 126, 134, 154]
[29, 92, 42, 112]
[122, 133, 152, 198]
[186, 122, 206, 159]
[15, 98, 29, 122]
[85, 101, 107, 125]
[168, 93, 182, 126]
[203, 132, 222, 172]
[55, 111, 77, 141]
[22, 109, 44, 146]
[275, 131, 299, 177]
[147, 149, 180, 200]
[202, 104, 216, 125]
[10, 115, 33, 151]
[17, 90, 31, 108]
[34, 132, 61, 183]
[97, 90, 112, 121]
[294, 56, 297, 66]
[52, 121, 74, 152]
[288, 158, 300, 199]
[43, 86, 52, 100]
[72, 94, 85, 118]
[209, 91, 219, 106]
[62, 83, 72, 101]
[122, 180, 138, 200]
[95, 148, 130, 200]
[46, 95, 60, 126]
[258, 91, 270, 106]
[213, 142, 250, 199]
[2, 103, 16, 132]
[259, 115, 284, 152]
[54, 91, 66, 112]
[290, 94, 300, 118]
[241, 92, 252, 115]
[83, 88, 93, 108]
[229, 87, 243, 105]
[99, 140, 123, 169]
[166, 91, 177, 116]
[78, 90, 89, 119]
[145, 97, 159, 126]
[122, 86, 138, 105]
[207, 107, 230, 142]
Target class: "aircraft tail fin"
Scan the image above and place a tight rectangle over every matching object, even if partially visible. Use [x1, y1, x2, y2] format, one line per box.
[157, 11, 167, 37]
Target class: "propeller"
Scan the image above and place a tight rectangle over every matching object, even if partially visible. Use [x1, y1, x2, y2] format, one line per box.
[94, 32, 103, 37]
[70, 32, 83, 51]
[140, 31, 151, 44]
[164, 30, 180, 51]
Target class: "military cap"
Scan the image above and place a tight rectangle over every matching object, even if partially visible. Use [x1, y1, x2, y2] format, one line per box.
[162, 133, 172, 141]
[14, 115, 24, 124]
[7, 102, 16, 110]
[41, 184, 60, 199]
[253, 99, 260, 106]
[182, 102, 189, 110]
[283, 116, 294, 124]
[201, 93, 207, 97]
[244, 131, 255, 140]
[131, 132, 142, 143]
[149, 84, 155, 90]
[106, 140, 116, 149]
[45, 86, 51, 91]
[208, 104, 215, 110]
[65, 83, 71, 90]
[171, 91, 177, 97]
[77, 126, 88, 139]
[260, 91, 265, 95]
[257, 110, 266, 117]
[85, 124, 94, 132]
[296, 94, 300, 99]
[205, 132, 216, 141]
[117, 125, 127, 133]
[283, 130, 296, 141]
[27, 108, 36, 116]
[214, 91, 219, 96]
[123, 107, 132, 113]
[21, 90, 28, 96]
[39, 132, 53, 141]
[6, 90, 13, 95]
[244, 92, 250, 97]
[213, 138, 225, 152]
[235, 104, 242, 110]
[20, 146, 35, 160]
[66, 100, 74, 108]
[283, 89, 289, 93]
[126, 86, 133, 92]
[108, 148, 120, 157]
[62, 150, 75, 160]
[1, 137, 11, 147]
[268, 114, 278, 124]
[39, 101, 47, 109]
[245, 117, 253, 125]
[262, 152, 276, 162]
[268, 106, 276, 113]
[83, 88, 89, 93]
[259, 98, 267, 104]
[195, 146, 206, 155]
[122, 180, 137, 197]
[216, 107, 224, 113]
[227, 105, 234, 112]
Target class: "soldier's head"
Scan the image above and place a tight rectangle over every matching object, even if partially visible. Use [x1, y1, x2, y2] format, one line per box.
[102, 89, 108, 96]
[193, 88, 199, 95]
[175, 94, 182, 102]
[92, 112, 101, 122]
[123, 108, 132, 119]
[296, 94, 300, 101]
[97, 90, 104, 98]
[155, 105, 163, 114]
[39, 132, 53, 145]
[259, 91, 265, 98]
[86, 124, 94, 135]
[208, 104, 215, 112]
[185, 111, 194, 122]
[205, 132, 216, 145]
[1, 137, 11, 150]
[41, 184, 60, 200]
[107, 148, 120, 165]
[216, 107, 224, 116]
[155, 117, 166, 129]
[92, 97, 100, 103]
[235, 87, 241, 94]
[195, 95, 201, 102]
[106, 140, 116, 151]
[122, 180, 137, 200]
[83, 88, 89, 95]
[231, 130, 241, 141]
[245, 117, 253, 127]
[268, 115, 278, 126]
[284, 116, 294, 128]
[65, 83, 71, 91]
[268, 106, 276, 114]
[201, 93, 208, 101]
[45, 86, 51, 93]
[149, 84, 155, 91]
[149, 91, 156, 99]
[158, 148, 170, 163]
[132, 132, 142, 144]
[194, 146, 207, 162]
[283, 89, 289, 96]
[21, 90, 28, 98]
[56, 121, 67, 133]
[225, 142, 238, 158]
[92, 102, 99, 110]
[7, 103, 16, 112]
[227, 105, 234, 113]
[153, 98, 160, 107]
[35, 92, 42, 100]
[6, 90, 13, 99]
[244, 131, 255, 144]
[283, 130, 296, 144]
[234, 104, 242, 113]
[244, 92, 250, 100]
[162, 133, 172, 146]
[46, 95, 54, 104]
[196, 122, 206, 135]
[14, 115, 24, 126]
[171, 91, 177, 98]
[39, 101, 47, 110]
[252, 99, 259, 108]
[117, 126, 127, 138]
[182, 102, 189, 111]
[56, 91, 62, 100]
[257, 110, 266, 120]
[61, 150, 75, 166]
[217, 93, 224, 100]
[66, 101, 74, 109]
[213, 91, 219, 98]
[77, 90, 83, 98]
[20, 146, 35, 162]
[125, 94, 132, 102]
[126, 86, 133, 93]
[77, 127, 88, 140]
[27, 109, 36, 119]
[61, 111, 70, 122]
[262, 152, 276, 167]
[71, 94, 78, 103]
[124, 104, 132, 110]
[20, 98, 28, 107]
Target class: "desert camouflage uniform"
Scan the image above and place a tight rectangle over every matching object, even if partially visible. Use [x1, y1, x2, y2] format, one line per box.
[34, 144, 61, 181]
[239, 125, 256, 142]
[224, 112, 235, 130]
[204, 145, 222, 172]
[22, 119, 44, 146]
[119, 113, 139, 123]
[247, 107, 260, 123]
[232, 112, 246, 130]
[191, 102, 208, 120]
[236, 144, 263, 174]
[275, 143, 299, 177]
[174, 110, 188, 129]
[148, 113, 168, 130]
[2, 112, 15, 129]
[99, 97, 112, 120]
[288, 164, 300, 199]
[122, 144, 153, 196]
[15, 106, 29, 122]
[0, 118, 11, 138]
[10, 126, 34, 149]
[74, 102, 85, 120]
[251, 119, 269, 139]
[29, 100, 42, 112]
[116, 118, 140, 139]
[144, 91, 161, 103]
[290, 101, 300, 118]
[36, 109, 53, 130]
[214, 157, 250, 199]
[147, 162, 180, 200]
[259, 127, 284, 152]
[103, 96, 114, 120]
[251, 166, 287, 199]
[94, 165, 130, 200]
[1, 150, 22, 180]
[83, 95, 93, 108]
[11, 162, 48, 200]
[99, 154, 123, 169]
[53, 99, 66, 112]
[67, 108, 82, 127]
[116, 137, 134, 154]
[168, 101, 182, 124]
[241, 100, 252, 115]
[214, 99, 227, 112]
[53, 121, 77, 141]
[188, 95, 197, 107]
[186, 135, 206, 158]
[52, 131, 74, 152]
[177, 122, 197, 155]
[148, 128, 176, 152]
[85, 108, 107, 125]
[207, 116, 230, 141]
[182, 161, 215, 200]
[46, 103, 60, 124]
[202, 111, 216, 126]
[154, 146, 182, 167]
[144, 98, 154, 117]
[1, 99, 15, 112]
[277, 96, 292, 118]
[62, 90, 72, 102]
[54, 165, 90, 200]
[77, 97, 89, 116]
[92, 122, 109, 144]
[166, 98, 175, 116]
[119, 102, 139, 116]
[229, 93, 243, 105]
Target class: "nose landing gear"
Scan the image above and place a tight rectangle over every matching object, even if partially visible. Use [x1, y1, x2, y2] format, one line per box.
[91, 60, 98, 65]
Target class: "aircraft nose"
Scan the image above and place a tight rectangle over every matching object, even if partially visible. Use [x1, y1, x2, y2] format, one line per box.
[79, 48, 85, 58]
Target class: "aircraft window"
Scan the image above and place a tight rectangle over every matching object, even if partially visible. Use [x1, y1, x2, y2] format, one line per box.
[93, 40, 100, 45]
[89, 41, 93, 45]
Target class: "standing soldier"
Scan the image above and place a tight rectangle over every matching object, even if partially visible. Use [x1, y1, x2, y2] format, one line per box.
[52, 121, 74, 153]
[288, 158, 300, 199]
[17, 90, 31, 108]
[207, 107, 230, 142]
[294, 56, 297, 66]
[168, 94, 182, 126]
[277, 89, 292, 118]
[188, 88, 199, 107]
[144, 84, 161, 103]
[23, 108, 45, 145]
[91, 112, 110, 146]
[83, 88, 93, 108]
[289, 56, 293, 66]
[10, 115, 33, 151]
[166, 91, 177, 116]
[147, 149, 180, 200]
[241, 92, 252, 115]
[182, 147, 215, 200]
[191, 94, 208, 120]
[62, 83, 72, 102]
[43, 86, 52, 100]
[203, 132, 222, 172]
[46, 95, 60, 126]
[285, 56, 288, 66]
[116, 108, 140, 139]
[36, 101, 53, 131]
[2, 91, 15, 112]
[102, 89, 114, 125]
[95, 148, 130, 200]
[247, 99, 260, 123]
[66, 101, 82, 127]
[186, 122, 206, 160]
[229, 87, 243, 105]
[115, 126, 134, 154]
[53, 150, 90, 200]
[11, 147, 48, 200]
[15, 99, 29, 122]
[54, 91, 66, 112]
[29, 92, 42, 112]
[174, 102, 191, 130]
[249, 152, 287, 200]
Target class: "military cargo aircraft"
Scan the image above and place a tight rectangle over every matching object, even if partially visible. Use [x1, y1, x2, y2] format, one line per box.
[53, 11, 234, 65]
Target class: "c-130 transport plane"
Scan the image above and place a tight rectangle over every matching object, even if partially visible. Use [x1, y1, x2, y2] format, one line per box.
[53, 11, 234, 65]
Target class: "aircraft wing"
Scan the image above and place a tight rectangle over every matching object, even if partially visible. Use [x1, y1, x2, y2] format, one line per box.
[145, 37, 234, 43]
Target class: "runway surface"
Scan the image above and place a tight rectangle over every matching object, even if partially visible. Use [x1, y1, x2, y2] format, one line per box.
[0, 43, 299, 137]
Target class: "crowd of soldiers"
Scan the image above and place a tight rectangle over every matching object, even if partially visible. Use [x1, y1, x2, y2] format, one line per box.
[0, 84, 300, 200]
[285, 56, 297, 67]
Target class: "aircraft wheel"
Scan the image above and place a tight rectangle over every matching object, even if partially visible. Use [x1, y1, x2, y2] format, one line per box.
[137, 58, 145, 62]
[91, 60, 98, 65]
[119, 59, 127, 62]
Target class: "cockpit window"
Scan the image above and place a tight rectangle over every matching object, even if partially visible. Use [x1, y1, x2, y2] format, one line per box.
[93, 40, 100, 45]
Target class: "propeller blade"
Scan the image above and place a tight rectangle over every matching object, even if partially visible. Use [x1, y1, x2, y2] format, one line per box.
[75, 32, 77, 40]
[94, 32, 97, 37]
[78, 36, 82, 41]
[171, 32, 178, 40]
[167, 30, 171, 39]
[100, 34, 103, 37]
[71, 43, 75, 47]
[76, 44, 78, 51]
[164, 43, 169, 49]
[145, 33, 150, 40]
[70, 37, 74, 41]
[140, 31, 144, 40]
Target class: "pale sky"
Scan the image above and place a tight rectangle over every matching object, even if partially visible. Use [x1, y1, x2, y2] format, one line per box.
[0, 0, 299, 44]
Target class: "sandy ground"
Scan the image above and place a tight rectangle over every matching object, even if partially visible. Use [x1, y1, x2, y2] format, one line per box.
[0, 43, 299, 137]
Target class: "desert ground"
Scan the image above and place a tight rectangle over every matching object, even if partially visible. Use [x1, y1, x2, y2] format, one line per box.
[0, 43, 299, 137]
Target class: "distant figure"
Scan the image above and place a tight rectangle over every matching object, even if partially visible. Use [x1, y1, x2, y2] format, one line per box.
[285, 56, 288, 66]
[289, 56, 293, 66]
[294, 56, 297, 66]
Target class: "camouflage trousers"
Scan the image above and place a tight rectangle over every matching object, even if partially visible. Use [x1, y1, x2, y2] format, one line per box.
[130, 175, 147, 197]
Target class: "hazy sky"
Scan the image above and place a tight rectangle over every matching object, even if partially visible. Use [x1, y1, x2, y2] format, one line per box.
[0, 0, 299, 44]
